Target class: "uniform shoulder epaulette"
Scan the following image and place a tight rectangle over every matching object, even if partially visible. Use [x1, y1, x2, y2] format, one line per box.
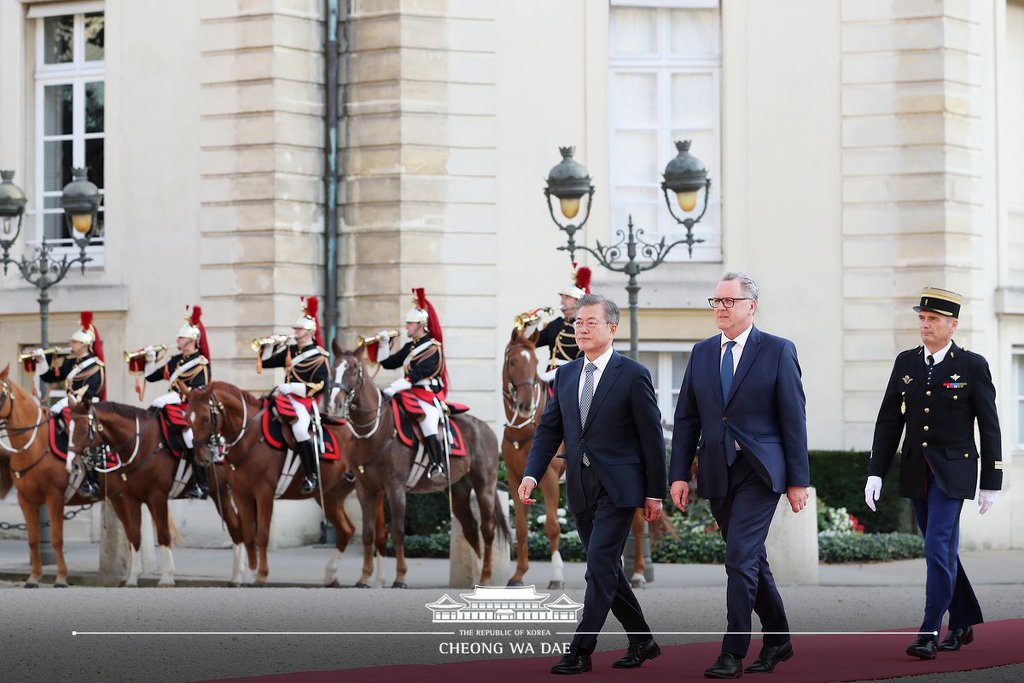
[95, 359, 105, 367]
[197, 356, 210, 365]
[430, 339, 442, 347]
[317, 346, 329, 357]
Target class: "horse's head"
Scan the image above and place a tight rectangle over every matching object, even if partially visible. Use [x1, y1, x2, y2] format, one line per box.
[184, 384, 220, 466]
[0, 364, 13, 420]
[504, 328, 542, 420]
[330, 338, 366, 416]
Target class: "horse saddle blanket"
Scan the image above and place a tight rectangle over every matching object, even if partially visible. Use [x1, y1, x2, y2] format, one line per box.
[157, 404, 189, 458]
[261, 401, 340, 461]
[390, 398, 468, 457]
[48, 409, 71, 460]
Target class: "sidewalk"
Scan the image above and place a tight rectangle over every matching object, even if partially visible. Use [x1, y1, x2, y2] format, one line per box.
[1, 538, 1022, 588]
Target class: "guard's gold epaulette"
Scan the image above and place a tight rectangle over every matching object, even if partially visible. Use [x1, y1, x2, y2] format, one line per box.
[95, 359, 105, 367]
[196, 356, 210, 365]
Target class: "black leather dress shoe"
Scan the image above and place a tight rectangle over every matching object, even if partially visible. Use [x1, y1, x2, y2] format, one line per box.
[613, 638, 662, 669]
[551, 650, 591, 675]
[906, 636, 938, 660]
[704, 652, 743, 679]
[745, 641, 793, 673]
[939, 626, 974, 651]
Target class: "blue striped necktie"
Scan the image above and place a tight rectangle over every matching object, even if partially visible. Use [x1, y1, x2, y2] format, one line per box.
[722, 341, 737, 466]
[580, 362, 597, 465]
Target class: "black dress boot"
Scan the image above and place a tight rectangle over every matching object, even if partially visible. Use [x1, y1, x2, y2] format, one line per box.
[185, 449, 209, 499]
[423, 434, 447, 482]
[79, 468, 99, 500]
[298, 440, 319, 495]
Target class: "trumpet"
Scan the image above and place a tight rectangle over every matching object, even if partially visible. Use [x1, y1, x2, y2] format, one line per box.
[357, 330, 398, 347]
[250, 334, 294, 352]
[17, 346, 71, 363]
[514, 306, 554, 331]
[123, 344, 168, 364]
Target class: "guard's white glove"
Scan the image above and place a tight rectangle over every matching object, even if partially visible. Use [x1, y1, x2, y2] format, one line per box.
[383, 377, 411, 398]
[538, 368, 557, 384]
[260, 343, 275, 361]
[144, 345, 157, 362]
[375, 331, 392, 362]
[864, 475, 882, 512]
[32, 348, 48, 376]
[522, 323, 539, 338]
[978, 489, 998, 515]
[276, 382, 307, 398]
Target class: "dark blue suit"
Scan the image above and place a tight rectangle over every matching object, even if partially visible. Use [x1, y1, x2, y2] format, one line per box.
[670, 326, 809, 657]
[525, 350, 666, 653]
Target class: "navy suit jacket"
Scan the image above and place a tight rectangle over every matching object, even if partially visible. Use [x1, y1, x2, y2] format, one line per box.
[669, 326, 809, 499]
[525, 350, 667, 513]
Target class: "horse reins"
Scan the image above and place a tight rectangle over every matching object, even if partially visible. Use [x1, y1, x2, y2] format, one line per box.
[338, 358, 385, 440]
[0, 379, 46, 455]
[501, 346, 543, 440]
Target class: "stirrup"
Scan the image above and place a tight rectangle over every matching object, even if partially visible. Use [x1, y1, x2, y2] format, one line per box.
[300, 476, 318, 494]
[426, 464, 446, 482]
[79, 482, 99, 500]
[343, 470, 356, 483]
[186, 484, 208, 500]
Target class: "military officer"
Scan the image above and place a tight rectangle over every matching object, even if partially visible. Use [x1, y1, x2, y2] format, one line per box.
[865, 287, 1002, 660]
[531, 266, 590, 383]
[259, 296, 330, 495]
[144, 306, 212, 499]
[376, 288, 448, 482]
[32, 311, 106, 499]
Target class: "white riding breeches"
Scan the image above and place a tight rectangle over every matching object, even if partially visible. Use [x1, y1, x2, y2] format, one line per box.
[288, 395, 312, 442]
[49, 396, 68, 415]
[416, 397, 440, 437]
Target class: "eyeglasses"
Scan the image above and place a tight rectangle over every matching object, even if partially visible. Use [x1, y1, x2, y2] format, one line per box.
[573, 319, 613, 329]
[708, 297, 752, 309]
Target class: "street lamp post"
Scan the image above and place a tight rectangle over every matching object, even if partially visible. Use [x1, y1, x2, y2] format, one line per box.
[0, 167, 101, 564]
[543, 141, 712, 360]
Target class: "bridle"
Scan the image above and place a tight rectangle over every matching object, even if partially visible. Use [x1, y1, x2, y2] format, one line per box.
[0, 379, 46, 454]
[335, 356, 384, 440]
[68, 403, 145, 473]
[198, 385, 261, 464]
[502, 345, 542, 430]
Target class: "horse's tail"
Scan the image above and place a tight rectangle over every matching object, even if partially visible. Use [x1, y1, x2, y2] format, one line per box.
[493, 488, 511, 546]
[0, 459, 12, 498]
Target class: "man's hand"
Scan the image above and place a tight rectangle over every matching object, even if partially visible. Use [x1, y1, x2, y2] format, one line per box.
[864, 475, 882, 512]
[518, 478, 537, 505]
[644, 498, 663, 523]
[670, 480, 689, 513]
[978, 489, 998, 515]
[786, 486, 809, 513]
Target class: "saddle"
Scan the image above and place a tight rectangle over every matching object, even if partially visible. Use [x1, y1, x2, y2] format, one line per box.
[261, 398, 341, 461]
[155, 404, 189, 459]
[47, 410, 119, 470]
[390, 398, 468, 457]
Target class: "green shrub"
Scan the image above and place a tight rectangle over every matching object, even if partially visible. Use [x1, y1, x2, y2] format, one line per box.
[818, 532, 923, 563]
[651, 529, 726, 564]
[810, 450, 911, 533]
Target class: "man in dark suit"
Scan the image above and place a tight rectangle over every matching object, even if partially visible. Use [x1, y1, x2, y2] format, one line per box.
[519, 293, 666, 675]
[864, 287, 1002, 660]
[669, 272, 809, 679]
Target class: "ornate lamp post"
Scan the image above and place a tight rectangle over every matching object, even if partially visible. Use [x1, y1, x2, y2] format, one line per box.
[543, 141, 711, 359]
[0, 167, 101, 564]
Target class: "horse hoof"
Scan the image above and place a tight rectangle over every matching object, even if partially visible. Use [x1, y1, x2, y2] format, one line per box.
[506, 579, 524, 587]
[391, 581, 408, 589]
[53, 581, 68, 588]
[324, 579, 341, 588]
[158, 581, 175, 588]
[547, 580, 564, 590]
[227, 582, 241, 588]
[24, 582, 38, 589]
[354, 582, 371, 589]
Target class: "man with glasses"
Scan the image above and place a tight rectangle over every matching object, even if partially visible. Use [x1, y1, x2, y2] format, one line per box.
[519, 293, 666, 675]
[669, 272, 810, 678]
[863, 287, 1001, 660]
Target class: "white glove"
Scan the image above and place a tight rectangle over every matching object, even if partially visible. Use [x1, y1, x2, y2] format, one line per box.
[276, 382, 307, 398]
[383, 377, 411, 398]
[144, 345, 157, 362]
[978, 489, 998, 515]
[864, 476, 882, 512]
[538, 368, 557, 383]
[260, 343, 275, 361]
[33, 349, 48, 376]
[522, 323, 539, 338]
[375, 331, 392, 362]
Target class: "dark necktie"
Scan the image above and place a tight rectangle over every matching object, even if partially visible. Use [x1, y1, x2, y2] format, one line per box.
[926, 354, 935, 384]
[722, 341, 737, 466]
[580, 362, 597, 465]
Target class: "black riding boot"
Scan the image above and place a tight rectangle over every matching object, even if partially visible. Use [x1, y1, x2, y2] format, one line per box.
[297, 440, 319, 495]
[186, 449, 209, 499]
[79, 467, 99, 500]
[423, 434, 447, 483]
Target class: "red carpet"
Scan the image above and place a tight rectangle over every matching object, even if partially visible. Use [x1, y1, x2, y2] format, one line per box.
[206, 619, 1024, 683]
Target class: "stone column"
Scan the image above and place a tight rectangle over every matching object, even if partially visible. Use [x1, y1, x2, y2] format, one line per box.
[765, 486, 819, 585]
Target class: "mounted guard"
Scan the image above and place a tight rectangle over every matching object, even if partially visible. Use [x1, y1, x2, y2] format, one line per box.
[523, 265, 590, 384]
[131, 305, 212, 499]
[374, 287, 449, 482]
[256, 295, 330, 495]
[26, 311, 106, 499]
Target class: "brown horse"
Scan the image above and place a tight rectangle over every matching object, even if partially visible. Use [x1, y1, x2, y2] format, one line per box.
[66, 398, 253, 586]
[330, 340, 509, 588]
[186, 381, 380, 586]
[501, 331, 667, 589]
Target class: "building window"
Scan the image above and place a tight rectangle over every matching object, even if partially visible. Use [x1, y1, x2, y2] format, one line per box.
[608, 2, 721, 262]
[632, 344, 692, 424]
[32, 4, 105, 256]
[1015, 351, 1024, 450]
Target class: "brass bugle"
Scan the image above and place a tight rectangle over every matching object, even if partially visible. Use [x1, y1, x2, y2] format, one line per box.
[123, 344, 167, 363]
[357, 330, 398, 347]
[250, 334, 294, 352]
[514, 306, 554, 331]
[18, 346, 71, 363]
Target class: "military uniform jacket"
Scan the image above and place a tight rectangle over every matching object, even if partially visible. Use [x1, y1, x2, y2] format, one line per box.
[536, 316, 581, 370]
[381, 332, 444, 392]
[263, 343, 330, 398]
[40, 353, 105, 402]
[146, 352, 210, 396]
[869, 341, 1003, 499]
